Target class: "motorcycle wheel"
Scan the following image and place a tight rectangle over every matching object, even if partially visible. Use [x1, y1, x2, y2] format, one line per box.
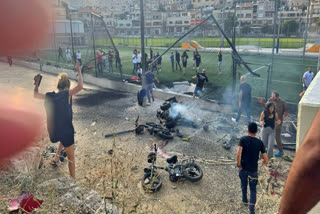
[143, 172, 162, 192]
[158, 130, 174, 140]
[183, 163, 203, 182]
[169, 174, 179, 182]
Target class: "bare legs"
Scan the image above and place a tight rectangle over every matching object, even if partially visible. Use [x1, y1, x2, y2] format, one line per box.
[54, 142, 75, 179]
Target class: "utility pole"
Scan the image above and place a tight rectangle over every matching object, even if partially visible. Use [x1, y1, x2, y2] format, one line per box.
[140, 0, 146, 88]
[303, 0, 311, 63]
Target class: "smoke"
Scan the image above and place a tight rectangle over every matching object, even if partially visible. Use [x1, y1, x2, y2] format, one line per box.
[169, 102, 192, 120]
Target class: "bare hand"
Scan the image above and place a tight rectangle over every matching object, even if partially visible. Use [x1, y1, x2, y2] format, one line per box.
[238, 166, 243, 171]
[276, 120, 281, 125]
[257, 98, 263, 104]
[260, 121, 265, 126]
[283, 115, 286, 121]
[34, 74, 42, 87]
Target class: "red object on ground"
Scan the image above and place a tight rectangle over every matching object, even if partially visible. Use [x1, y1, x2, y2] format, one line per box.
[0, 107, 43, 164]
[20, 194, 43, 212]
[8, 192, 43, 213]
[0, 0, 52, 56]
[130, 77, 139, 81]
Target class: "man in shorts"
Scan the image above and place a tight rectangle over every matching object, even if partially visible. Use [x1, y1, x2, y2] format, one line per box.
[192, 69, 208, 99]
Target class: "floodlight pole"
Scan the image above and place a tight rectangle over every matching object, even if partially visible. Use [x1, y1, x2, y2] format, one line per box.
[232, 3, 237, 96]
[140, 0, 146, 89]
[91, 14, 97, 77]
[302, 0, 311, 63]
[68, 8, 75, 64]
[270, 0, 278, 94]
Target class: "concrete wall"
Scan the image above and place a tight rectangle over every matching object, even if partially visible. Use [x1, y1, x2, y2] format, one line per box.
[296, 71, 320, 149]
[297, 71, 320, 213]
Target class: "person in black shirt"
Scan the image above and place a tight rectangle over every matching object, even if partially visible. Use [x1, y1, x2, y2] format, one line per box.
[33, 60, 83, 179]
[259, 102, 281, 159]
[175, 50, 182, 71]
[150, 47, 153, 60]
[218, 51, 222, 74]
[192, 69, 208, 99]
[156, 52, 162, 70]
[182, 51, 188, 74]
[237, 122, 268, 214]
[194, 50, 201, 72]
[232, 76, 252, 124]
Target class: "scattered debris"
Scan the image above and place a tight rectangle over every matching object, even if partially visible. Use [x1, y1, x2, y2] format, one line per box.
[283, 155, 293, 162]
[281, 133, 291, 138]
[203, 124, 209, 131]
[8, 192, 43, 213]
[182, 137, 190, 142]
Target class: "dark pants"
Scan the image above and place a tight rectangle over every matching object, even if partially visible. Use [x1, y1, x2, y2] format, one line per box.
[77, 59, 82, 66]
[171, 61, 174, 72]
[236, 103, 251, 124]
[239, 170, 258, 214]
[176, 60, 182, 70]
[97, 62, 103, 73]
[116, 59, 120, 68]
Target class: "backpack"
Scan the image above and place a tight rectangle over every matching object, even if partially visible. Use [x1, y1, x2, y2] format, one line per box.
[137, 88, 146, 106]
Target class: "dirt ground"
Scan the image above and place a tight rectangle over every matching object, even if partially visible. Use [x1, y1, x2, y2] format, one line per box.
[0, 62, 296, 213]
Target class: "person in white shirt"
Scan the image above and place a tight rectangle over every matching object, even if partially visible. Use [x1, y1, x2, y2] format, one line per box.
[137, 51, 141, 68]
[302, 66, 314, 90]
[137, 64, 142, 81]
[132, 49, 138, 74]
[76, 50, 82, 66]
[65, 48, 71, 63]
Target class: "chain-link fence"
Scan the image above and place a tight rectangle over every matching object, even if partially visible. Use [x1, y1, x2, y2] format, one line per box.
[16, 9, 319, 106]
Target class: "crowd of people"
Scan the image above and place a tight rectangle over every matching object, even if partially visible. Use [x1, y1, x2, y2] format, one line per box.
[39, 45, 317, 214]
[232, 66, 315, 213]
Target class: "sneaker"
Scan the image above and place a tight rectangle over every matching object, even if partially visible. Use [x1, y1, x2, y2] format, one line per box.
[152, 97, 154, 102]
[231, 118, 237, 123]
[274, 151, 283, 157]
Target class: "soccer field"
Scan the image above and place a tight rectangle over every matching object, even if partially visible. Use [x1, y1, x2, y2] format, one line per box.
[38, 46, 318, 104]
[93, 37, 315, 49]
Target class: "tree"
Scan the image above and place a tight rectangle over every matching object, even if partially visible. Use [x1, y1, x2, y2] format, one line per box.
[281, 20, 299, 36]
[302, 5, 307, 12]
[261, 24, 273, 34]
[187, 4, 193, 10]
[158, 4, 165, 12]
[241, 25, 251, 34]
[224, 16, 238, 36]
[316, 17, 320, 27]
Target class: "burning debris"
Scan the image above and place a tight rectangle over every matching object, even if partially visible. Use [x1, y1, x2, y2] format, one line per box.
[157, 97, 198, 129]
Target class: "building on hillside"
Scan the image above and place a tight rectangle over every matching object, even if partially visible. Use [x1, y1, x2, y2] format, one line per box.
[309, 1, 320, 32]
[191, 0, 223, 9]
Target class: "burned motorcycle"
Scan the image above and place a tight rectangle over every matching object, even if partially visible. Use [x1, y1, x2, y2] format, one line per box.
[143, 144, 203, 192]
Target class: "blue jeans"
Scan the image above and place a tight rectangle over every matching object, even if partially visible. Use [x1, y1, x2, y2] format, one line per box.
[236, 103, 251, 124]
[194, 86, 203, 97]
[239, 170, 258, 214]
[146, 83, 154, 102]
[109, 61, 113, 73]
[132, 63, 137, 74]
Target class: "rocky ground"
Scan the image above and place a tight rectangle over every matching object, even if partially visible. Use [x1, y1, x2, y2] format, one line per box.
[0, 62, 296, 213]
